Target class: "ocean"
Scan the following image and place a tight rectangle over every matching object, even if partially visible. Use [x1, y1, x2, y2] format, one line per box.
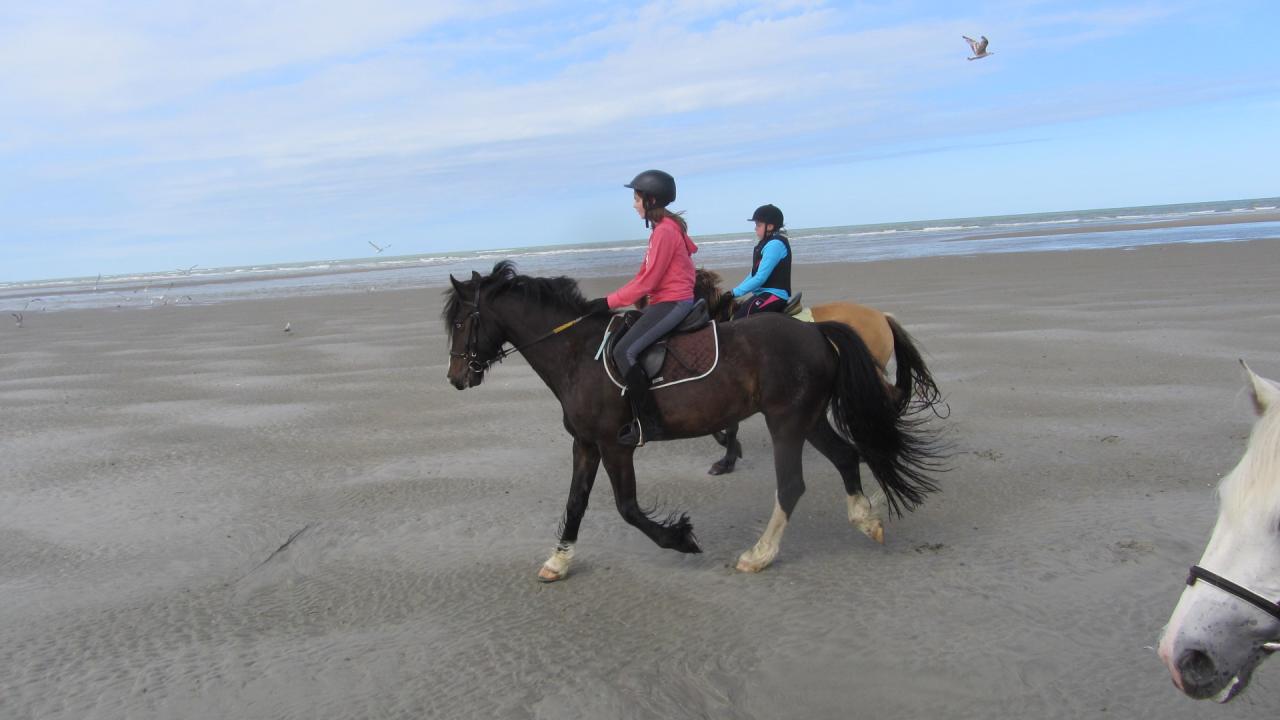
[4, 197, 1278, 313]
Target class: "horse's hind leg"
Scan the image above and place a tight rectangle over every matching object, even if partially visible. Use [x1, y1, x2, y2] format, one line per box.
[807, 416, 884, 544]
[538, 437, 601, 582]
[709, 422, 744, 475]
[736, 427, 806, 573]
[601, 444, 701, 554]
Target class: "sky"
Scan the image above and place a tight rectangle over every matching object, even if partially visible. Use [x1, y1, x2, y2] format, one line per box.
[2, 1, 1278, 283]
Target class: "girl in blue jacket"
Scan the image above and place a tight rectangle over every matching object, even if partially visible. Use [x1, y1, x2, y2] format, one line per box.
[730, 204, 792, 319]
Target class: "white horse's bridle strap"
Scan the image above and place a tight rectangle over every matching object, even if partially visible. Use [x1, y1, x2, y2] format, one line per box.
[1188, 565, 1280, 622]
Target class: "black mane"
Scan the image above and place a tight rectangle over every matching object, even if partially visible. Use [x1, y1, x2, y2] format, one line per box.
[443, 260, 590, 329]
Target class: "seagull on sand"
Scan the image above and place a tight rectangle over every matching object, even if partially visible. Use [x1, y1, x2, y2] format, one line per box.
[368, 241, 391, 254]
[963, 35, 992, 60]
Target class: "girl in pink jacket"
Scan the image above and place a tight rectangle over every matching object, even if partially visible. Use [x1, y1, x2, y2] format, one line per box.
[585, 169, 698, 446]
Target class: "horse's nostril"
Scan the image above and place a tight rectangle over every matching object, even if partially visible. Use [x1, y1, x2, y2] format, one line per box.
[1178, 648, 1214, 677]
[1176, 648, 1219, 695]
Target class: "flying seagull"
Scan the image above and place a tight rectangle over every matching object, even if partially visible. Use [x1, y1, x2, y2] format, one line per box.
[963, 35, 992, 60]
[368, 241, 391, 254]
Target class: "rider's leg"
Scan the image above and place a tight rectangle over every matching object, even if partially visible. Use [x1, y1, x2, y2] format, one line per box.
[732, 292, 785, 320]
[611, 299, 695, 446]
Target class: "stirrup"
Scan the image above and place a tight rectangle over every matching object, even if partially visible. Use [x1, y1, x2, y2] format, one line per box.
[618, 417, 662, 447]
[617, 420, 645, 447]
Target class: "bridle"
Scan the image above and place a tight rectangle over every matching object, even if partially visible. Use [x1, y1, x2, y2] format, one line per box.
[1187, 565, 1280, 622]
[449, 291, 591, 375]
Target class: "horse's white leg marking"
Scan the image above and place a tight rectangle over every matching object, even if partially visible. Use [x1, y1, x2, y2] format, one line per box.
[847, 494, 884, 544]
[736, 500, 788, 573]
[537, 543, 574, 582]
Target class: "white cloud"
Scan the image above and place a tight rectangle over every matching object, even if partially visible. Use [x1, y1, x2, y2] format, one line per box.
[5, 0, 1270, 280]
[0, 1, 496, 113]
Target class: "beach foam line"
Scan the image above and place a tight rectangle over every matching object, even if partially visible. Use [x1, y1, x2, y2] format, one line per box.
[992, 218, 1083, 228]
[921, 225, 982, 232]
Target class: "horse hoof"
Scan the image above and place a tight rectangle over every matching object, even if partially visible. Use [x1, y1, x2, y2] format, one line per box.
[735, 549, 771, 573]
[708, 461, 734, 475]
[847, 496, 884, 544]
[537, 565, 566, 583]
[860, 521, 885, 544]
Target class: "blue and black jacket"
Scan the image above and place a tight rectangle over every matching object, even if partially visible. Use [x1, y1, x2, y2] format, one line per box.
[732, 233, 792, 301]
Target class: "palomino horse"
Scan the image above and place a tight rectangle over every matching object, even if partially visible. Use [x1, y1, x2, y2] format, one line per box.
[1159, 361, 1280, 702]
[694, 269, 945, 544]
[444, 261, 942, 581]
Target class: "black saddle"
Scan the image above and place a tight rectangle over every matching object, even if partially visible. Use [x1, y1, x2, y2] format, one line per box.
[610, 299, 710, 379]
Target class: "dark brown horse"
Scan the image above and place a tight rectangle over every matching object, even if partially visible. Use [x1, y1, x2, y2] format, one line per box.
[445, 261, 941, 581]
[694, 268, 944, 542]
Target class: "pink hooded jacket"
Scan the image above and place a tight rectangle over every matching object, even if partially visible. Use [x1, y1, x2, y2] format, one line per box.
[606, 216, 699, 309]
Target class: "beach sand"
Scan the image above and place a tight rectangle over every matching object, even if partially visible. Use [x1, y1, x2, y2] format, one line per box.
[3, 239, 1279, 718]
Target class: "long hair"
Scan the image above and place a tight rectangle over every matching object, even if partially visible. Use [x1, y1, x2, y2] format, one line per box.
[645, 207, 688, 234]
[885, 316, 946, 416]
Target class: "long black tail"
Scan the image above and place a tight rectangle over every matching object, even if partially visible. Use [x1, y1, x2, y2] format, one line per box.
[819, 321, 943, 517]
[886, 315, 947, 417]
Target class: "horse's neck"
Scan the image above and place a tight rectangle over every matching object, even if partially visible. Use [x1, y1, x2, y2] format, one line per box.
[491, 298, 601, 391]
[693, 279, 730, 321]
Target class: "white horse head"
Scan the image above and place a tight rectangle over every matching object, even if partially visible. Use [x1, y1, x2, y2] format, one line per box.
[1159, 361, 1280, 701]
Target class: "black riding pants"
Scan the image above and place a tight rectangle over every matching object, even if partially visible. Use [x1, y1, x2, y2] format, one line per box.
[732, 292, 787, 320]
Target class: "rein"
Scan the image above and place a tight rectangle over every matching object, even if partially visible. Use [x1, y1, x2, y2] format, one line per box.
[1187, 565, 1280, 622]
[450, 293, 591, 374]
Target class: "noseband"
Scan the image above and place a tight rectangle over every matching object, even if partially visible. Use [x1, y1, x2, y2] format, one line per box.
[449, 291, 591, 375]
[1187, 565, 1280, 622]
[449, 296, 502, 375]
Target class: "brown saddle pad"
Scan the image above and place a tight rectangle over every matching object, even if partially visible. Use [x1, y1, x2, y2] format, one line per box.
[602, 317, 720, 389]
[650, 323, 717, 386]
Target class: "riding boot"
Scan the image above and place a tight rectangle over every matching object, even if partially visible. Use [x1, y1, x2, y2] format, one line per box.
[618, 364, 664, 446]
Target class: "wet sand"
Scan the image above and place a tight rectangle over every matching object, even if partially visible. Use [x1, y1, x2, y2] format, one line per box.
[3, 238, 1279, 718]
[956, 209, 1280, 242]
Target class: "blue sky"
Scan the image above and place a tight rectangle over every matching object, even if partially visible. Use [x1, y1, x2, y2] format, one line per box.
[2, 1, 1278, 282]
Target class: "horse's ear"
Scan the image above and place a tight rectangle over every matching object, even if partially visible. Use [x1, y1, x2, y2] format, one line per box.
[1241, 359, 1280, 416]
[471, 271, 482, 283]
[449, 274, 465, 294]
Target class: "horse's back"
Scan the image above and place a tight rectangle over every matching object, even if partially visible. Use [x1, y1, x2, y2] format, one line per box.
[720, 312, 840, 375]
[810, 301, 893, 369]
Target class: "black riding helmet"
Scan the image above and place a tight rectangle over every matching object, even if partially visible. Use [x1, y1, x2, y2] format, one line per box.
[749, 204, 784, 229]
[625, 170, 677, 207]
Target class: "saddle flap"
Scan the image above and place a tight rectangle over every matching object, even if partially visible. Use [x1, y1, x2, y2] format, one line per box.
[641, 344, 667, 379]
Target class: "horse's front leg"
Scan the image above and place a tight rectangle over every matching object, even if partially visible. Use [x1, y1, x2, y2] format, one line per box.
[538, 437, 601, 582]
[807, 416, 884, 544]
[709, 422, 744, 475]
[737, 428, 805, 573]
[600, 443, 701, 554]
